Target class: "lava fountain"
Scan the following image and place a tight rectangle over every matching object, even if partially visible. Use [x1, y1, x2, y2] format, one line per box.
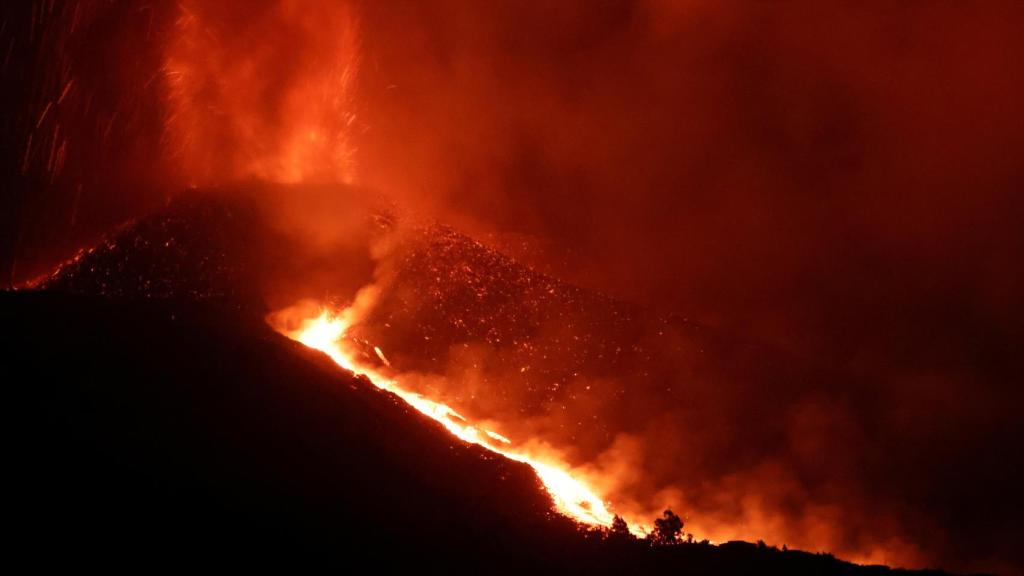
[163, 0, 359, 186]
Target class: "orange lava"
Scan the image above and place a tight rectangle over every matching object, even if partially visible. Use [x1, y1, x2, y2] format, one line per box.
[270, 301, 645, 533]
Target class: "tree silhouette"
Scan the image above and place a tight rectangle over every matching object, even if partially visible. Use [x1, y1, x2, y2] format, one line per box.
[651, 509, 684, 545]
[608, 515, 632, 540]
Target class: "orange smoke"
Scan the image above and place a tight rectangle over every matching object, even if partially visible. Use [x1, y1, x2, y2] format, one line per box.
[163, 0, 359, 186]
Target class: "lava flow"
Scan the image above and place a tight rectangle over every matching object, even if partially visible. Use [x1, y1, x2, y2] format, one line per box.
[270, 298, 641, 533]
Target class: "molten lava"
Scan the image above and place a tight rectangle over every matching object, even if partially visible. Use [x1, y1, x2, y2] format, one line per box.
[270, 299, 643, 533]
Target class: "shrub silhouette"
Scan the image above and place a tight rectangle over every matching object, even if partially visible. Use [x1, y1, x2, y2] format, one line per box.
[608, 515, 632, 541]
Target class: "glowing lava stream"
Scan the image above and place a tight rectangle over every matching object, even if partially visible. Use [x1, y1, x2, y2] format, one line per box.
[273, 304, 638, 532]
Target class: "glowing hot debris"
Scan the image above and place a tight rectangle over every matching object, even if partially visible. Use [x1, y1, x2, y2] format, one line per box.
[273, 303, 636, 531]
[485, 430, 513, 444]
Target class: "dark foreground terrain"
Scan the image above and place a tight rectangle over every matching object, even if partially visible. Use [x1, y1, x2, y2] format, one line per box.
[3, 290, 959, 575]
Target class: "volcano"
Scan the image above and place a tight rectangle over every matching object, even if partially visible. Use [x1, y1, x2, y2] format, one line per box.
[5, 194, 972, 574]
[5, 1, 1022, 571]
